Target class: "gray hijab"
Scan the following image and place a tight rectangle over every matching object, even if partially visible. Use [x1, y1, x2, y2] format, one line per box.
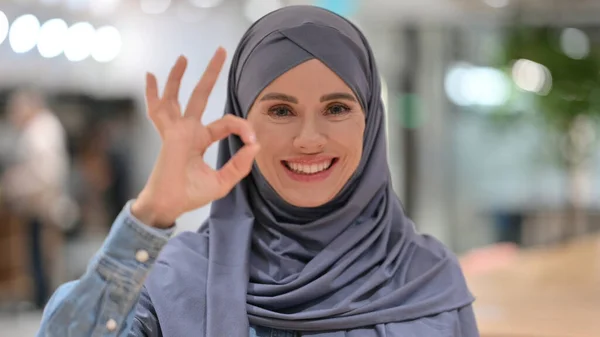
[144, 5, 474, 337]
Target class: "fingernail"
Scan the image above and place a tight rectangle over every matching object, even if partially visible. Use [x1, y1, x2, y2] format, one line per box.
[249, 133, 256, 143]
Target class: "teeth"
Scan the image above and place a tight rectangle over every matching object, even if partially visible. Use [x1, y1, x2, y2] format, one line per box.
[286, 159, 333, 174]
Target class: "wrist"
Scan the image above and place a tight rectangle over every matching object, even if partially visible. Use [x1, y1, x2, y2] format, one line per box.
[131, 194, 176, 229]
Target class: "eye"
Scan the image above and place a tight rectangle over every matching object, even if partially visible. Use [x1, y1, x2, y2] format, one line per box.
[326, 103, 351, 116]
[267, 105, 294, 118]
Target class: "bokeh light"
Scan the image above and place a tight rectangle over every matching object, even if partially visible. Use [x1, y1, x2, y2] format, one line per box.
[9, 14, 41, 54]
[0, 11, 9, 46]
[445, 63, 510, 107]
[64, 22, 96, 62]
[37, 18, 69, 58]
[560, 28, 590, 60]
[92, 26, 122, 63]
[511, 59, 552, 95]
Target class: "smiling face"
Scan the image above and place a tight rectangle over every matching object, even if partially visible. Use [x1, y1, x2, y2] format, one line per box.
[247, 59, 366, 208]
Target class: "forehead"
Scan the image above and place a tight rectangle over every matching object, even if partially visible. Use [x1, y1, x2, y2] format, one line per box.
[235, 21, 370, 116]
[261, 59, 355, 99]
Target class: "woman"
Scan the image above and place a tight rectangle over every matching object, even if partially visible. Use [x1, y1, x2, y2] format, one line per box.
[37, 5, 478, 337]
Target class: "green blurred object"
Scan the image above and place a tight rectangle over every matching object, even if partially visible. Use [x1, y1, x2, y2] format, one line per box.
[398, 93, 424, 129]
[500, 26, 600, 133]
[493, 25, 600, 170]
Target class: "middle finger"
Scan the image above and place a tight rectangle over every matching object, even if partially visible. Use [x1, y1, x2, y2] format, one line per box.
[162, 56, 188, 102]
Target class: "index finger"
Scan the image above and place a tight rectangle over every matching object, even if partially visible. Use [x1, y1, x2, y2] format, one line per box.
[145, 72, 159, 109]
[184, 47, 227, 120]
[205, 115, 257, 146]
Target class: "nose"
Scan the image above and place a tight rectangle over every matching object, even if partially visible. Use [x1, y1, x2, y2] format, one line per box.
[292, 117, 326, 153]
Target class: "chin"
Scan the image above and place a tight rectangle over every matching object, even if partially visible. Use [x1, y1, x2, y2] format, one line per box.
[281, 191, 336, 208]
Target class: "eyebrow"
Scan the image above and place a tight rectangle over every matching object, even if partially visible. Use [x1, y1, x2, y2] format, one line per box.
[320, 92, 357, 103]
[260, 93, 298, 103]
[259, 92, 357, 104]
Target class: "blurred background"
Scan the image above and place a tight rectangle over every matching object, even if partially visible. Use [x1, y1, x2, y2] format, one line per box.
[0, 0, 599, 336]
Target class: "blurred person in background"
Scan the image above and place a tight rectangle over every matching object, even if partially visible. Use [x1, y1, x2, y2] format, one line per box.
[69, 118, 133, 236]
[72, 126, 114, 233]
[36, 6, 477, 337]
[0, 88, 71, 309]
[99, 117, 134, 225]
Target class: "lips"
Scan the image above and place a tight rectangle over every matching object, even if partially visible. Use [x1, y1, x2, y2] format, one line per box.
[282, 158, 338, 175]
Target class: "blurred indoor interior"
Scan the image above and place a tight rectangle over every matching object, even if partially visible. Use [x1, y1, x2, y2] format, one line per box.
[0, 0, 599, 336]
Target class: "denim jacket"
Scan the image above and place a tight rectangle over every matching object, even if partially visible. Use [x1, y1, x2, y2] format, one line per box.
[36, 201, 297, 337]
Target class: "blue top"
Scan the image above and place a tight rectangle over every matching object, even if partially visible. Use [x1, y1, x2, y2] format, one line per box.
[36, 201, 297, 337]
[36, 201, 478, 336]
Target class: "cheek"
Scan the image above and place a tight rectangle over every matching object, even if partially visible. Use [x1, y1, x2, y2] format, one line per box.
[331, 119, 365, 161]
[252, 123, 292, 169]
[253, 122, 293, 150]
[249, 112, 289, 143]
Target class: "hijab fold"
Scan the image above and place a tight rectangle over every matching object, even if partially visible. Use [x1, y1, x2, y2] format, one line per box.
[144, 6, 474, 337]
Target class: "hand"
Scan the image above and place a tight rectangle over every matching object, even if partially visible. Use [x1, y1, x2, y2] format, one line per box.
[132, 48, 260, 228]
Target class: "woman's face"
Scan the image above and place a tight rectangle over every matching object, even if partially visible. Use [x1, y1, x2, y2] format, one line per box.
[247, 59, 365, 208]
